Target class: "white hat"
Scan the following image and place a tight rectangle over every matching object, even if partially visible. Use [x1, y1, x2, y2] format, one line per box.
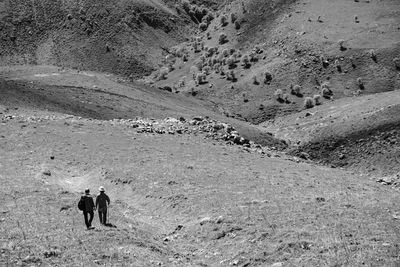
[99, 186, 105, 192]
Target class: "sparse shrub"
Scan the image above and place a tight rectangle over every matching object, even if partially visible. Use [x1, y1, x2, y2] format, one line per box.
[220, 14, 228, 26]
[282, 93, 289, 103]
[211, 56, 219, 66]
[214, 63, 221, 73]
[226, 70, 236, 81]
[241, 54, 250, 68]
[222, 49, 229, 57]
[190, 65, 199, 78]
[219, 33, 228, 44]
[203, 12, 214, 23]
[178, 77, 186, 88]
[182, 53, 188, 62]
[369, 49, 377, 62]
[192, 42, 201, 53]
[304, 97, 315, 109]
[313, 94, 322, 105]
[249, 52, 258, 62]
[338, 39, 346, 51]
[196, 72, 206, 85]
[291, 84, 301, 96]
[203, 66, 211, 75]
[227, 55, 236, 69]
[252, 75, 259, 85]
[357, 77, 364, 89]
[199, 22, 208, 31]
[321, 56, 329, 67]
[230, 13, 237, 23]
[264, 71, 272, 84]
[254, 45, 263, 54]
[320, 82, 332, 98]
[394, 58, 400, 70]
[321, 87, 332, 98]
[334, 59, 342, 72]
[219, 66, 225, 76]
[274, 89, 283, 101]
[234, 20, 241, 30]
[321, 81, 330, 90]
[158, 67, 169, 80]
[242, 2, 247, 13]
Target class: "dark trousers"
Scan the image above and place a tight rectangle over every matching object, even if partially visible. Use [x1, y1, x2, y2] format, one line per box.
[98, 208, 107, 225]
[83, 211, 94, 228]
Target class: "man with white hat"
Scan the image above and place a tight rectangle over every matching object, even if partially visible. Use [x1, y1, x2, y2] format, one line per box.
[96, 186, 110, 225]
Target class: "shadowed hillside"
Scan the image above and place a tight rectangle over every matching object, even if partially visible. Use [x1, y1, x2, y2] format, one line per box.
[0, 0, 195, 77]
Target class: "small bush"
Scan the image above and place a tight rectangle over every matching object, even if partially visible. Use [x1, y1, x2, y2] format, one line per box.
[370, 49, 377, 62]
[196, 72, 206, 85]
[230, 13, 237, 23]
[334, 59, 342, 72]
[203, 66, 211, 75]
[357, 77, 364, 89]
[158, 67, 169, 80]
[321, 81, 330, 90]
[282, 93, 289, 103]
[304, 97, 315, 109]
[199, 22, 208, 31]
[178, 77, 186, 88]
[338, 39, 346, 51]
[313, 94, 322, 105]
[252, 75, 259, 85]
[394, 58, 400, 70]
[321, 87, 332, 98]
[235, 20, 241, 30]
[291, 84, 301, 96]
[264, 71, 272, 84]
[274, 89, 283, 101]
[220, 14, 228, 26]
[249, 52, 258, 62]
[219, 33, 228, 44]
[222, 49, 229, 57]
[227, 55, 236, 69]
[182, 53, 188, 62]
[241, 55, 250, 68]
[214, 63, 221, 73]
[226, 70, 236, 81]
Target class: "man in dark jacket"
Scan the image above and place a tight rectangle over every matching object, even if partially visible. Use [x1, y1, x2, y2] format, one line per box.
[96, 186, 110, 225]
[82, 188, 96, 229]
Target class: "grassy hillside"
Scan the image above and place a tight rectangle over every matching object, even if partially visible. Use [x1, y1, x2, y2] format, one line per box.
[0, 0, 193, 78]
[1, 106, 400, 266]
[149, 0, 400, 124]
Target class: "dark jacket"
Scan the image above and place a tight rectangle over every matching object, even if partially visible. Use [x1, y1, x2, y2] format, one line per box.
[96, 193, 110, 210]
[83, 194, 95, 212]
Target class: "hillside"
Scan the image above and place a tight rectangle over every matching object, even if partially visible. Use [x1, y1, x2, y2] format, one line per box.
[149, 0, 400, 124]
[0, 0, 195, 78]
[1, 106, 400, 266]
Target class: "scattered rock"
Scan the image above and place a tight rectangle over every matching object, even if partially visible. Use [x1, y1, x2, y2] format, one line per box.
[43, 249, 60, 258]
[215, 216, 224, 224]
[316, 197, 326, 203]
[200, 217, 212, 225]
[60, 205, 72, 212]
[270, 262, 284, 267]
[42, 170, 51, 176]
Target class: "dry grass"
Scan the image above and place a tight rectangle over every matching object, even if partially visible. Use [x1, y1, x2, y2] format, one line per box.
[1, 109, 399, 265]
